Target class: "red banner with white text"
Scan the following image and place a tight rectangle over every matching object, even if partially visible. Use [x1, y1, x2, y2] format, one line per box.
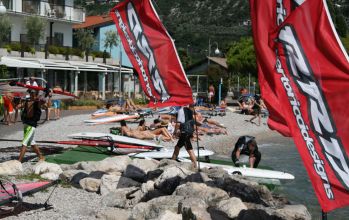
[251, 0, 349, 212]
[110, 0, 193, 107]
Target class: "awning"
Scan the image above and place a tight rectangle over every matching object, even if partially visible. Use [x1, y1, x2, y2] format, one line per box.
[0, 56, 133, 73]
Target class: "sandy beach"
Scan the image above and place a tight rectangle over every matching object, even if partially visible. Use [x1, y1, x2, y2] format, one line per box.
[0, 108, 291, 219]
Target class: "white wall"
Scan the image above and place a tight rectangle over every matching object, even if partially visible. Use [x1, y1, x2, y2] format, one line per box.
[9, 14, 73, 46]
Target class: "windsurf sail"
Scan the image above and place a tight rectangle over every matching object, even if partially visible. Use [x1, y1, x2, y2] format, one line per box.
[0, 180, 55, 206]
[110, 0, 193, 107]
[250, 0, 349, 212]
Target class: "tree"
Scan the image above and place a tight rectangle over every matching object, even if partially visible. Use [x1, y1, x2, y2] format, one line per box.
[226, 37, 257, 75]
[25, 16, 47, 48]
[0, 15, 11, 47]
[74, 29, 95, 58]
[103, 30, 119, 55]
[177, 47, 192, 68]
[0, 65, 8, 79]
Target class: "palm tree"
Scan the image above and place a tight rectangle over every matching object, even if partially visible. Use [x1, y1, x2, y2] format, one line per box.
[103, 30, 120, 55]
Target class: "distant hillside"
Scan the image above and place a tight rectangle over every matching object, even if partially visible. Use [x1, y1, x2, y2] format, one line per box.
[82, 0, 251, 60]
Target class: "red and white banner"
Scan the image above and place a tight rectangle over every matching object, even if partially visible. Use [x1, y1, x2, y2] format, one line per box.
[251, 0, 349, 212]
[110, 0, 193, 107]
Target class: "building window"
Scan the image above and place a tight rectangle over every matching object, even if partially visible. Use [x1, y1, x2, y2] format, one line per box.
[54, 32, 64, 46]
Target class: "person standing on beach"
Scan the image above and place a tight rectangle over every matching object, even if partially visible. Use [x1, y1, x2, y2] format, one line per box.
[172, 104, 197, 168]
[231, 135, 261, 168]
[18, 90, 45, 162]
[208, 84, 215, 104]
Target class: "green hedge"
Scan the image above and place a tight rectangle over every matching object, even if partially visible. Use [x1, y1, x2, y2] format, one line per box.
[62, 99, 103, 109]
[4, 43, 35, 54]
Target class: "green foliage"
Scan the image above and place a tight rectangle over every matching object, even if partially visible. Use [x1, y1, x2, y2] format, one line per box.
[48, 45, 59, 55]
[0, 65, 8, 79]
[336, 14, 347, 37]
[103, 30, 119, 54]
[341, 36, 349, 54]
[16, 173, 45, 181]
[91, 50, 111, 58]
[63, 99, 103, 108]
[177, 47, 192, 68]
[226, 37, 257, 75]
[0, 15, 11, 47]
[25, 16, 47, 47]
[5, 44, 11, 53]
[29, 47, 36, 55]
[74, 29, 95, 53]
[134, 97, 148, 105]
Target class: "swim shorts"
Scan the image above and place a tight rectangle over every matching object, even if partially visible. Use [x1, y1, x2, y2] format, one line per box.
[22, 124, 36, 146]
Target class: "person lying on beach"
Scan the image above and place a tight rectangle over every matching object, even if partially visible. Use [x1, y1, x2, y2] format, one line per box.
[136, 119, 174, 142]
[196, 123, 228, 135]
[194, 112, 226, 128]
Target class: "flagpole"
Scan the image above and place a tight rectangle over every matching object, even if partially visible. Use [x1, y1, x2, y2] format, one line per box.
[193, 108, 200, 171]
[322, 210, 327, 220]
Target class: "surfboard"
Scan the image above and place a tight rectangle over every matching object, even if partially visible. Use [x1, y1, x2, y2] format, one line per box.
[84, 114, 139, 124]
[128, 148, 215, 159]
[179, 158, 294, 180]
[68, 132, 164, 149]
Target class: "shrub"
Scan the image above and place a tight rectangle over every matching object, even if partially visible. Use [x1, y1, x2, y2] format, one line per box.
[91, 50, 111, 58]
[5, 44, 11, 53]
[48, 45, 59, 55]
[29, 47, 35, 55]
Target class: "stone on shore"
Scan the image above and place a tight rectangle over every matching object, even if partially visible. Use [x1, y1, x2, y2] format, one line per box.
[154, 166, 193, 194]
[216, 197, 247, 218]
[174, 182, 229, 206]
[276, 205, 311, 220]
[124, 158, 158, 182]
[100, 174, 140, 196]
[79, 177, 101, 192]
[96, 208, 131, 220]
[33, 161, 63, 180]
[78, 156, 131, 173]
[0, 160, 23, 175]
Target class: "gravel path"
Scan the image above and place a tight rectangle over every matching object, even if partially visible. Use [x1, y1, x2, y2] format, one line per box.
[0, 108, 284, 219]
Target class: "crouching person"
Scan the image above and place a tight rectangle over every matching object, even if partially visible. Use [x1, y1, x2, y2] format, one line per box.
[231, 135, 261, 168]
[18, 90, 45, 162]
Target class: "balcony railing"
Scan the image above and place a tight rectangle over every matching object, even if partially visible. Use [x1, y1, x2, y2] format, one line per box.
[3, 0, 85, 23]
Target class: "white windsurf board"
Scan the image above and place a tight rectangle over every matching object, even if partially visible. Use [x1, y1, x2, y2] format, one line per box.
[128, 148, 214, 159]
[179, 158, 294, 180]
[84, 114, 139, 124]
[68, 132, 163, 149]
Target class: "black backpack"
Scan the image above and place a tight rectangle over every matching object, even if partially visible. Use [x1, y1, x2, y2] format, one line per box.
[180, 107, 194, 135]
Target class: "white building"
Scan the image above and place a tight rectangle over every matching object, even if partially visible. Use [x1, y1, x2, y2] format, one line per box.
[3, 0, 85, 47]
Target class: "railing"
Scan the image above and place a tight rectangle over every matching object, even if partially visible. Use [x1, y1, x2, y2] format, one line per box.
[3, 0, 85, 23]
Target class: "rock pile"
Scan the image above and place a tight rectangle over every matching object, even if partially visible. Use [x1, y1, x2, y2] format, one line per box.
[58, 156, 310, 220]
[1, 157, 311, 220]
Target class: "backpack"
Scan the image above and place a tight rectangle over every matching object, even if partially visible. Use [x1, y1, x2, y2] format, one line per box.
[180, 107, 194, 135]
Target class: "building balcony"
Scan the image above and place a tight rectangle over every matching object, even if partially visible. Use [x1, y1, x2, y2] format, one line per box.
[3, 0, 85, 23]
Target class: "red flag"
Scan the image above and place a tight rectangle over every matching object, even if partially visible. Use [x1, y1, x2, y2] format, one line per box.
[110, 0, 193, 107]
[251, 0, 349, 212]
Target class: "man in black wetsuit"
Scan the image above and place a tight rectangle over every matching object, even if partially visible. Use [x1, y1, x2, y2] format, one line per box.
[231, 135, 261, 168]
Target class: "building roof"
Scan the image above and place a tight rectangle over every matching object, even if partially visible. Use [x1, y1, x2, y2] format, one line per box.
[0, 56, 133, 73]
[207, 57, 228, 69]
[73, 15, 114, 29]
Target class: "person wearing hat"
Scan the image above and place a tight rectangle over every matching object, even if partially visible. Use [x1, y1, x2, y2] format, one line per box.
[231, 135, 261, 168]
[18, 90, 45, 162]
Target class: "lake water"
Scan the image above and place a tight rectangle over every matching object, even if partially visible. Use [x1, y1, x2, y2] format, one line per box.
[260, 135, 349, 220]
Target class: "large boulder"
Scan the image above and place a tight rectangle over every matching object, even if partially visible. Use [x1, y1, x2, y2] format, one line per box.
[59, 169, 88, 182]
[102, 187, 139, 208]
[157, 159, 193, 171]
[100, 174, 141, 196]
[124, 159, 158, 182]
[156, 210, 181, 220]
[182, 172, 212, 184]
[33, 161, 63, 180]
[0, 160, 23, 176]
[154, 166, 193, 194]
[216, 177, 265, 205]
[179, 197, 211, 220]
[216, 197, 247, 219]
[276, 205, 311, 220]
[79, 177, 101, 192]
[236, 209, 283, 220]
[33, 161, 63, 175]
[131, 195, 184, 220]
[78, 156, 131, 173]
[174, 182, 229, 206]
[96, 208, 131, 220]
